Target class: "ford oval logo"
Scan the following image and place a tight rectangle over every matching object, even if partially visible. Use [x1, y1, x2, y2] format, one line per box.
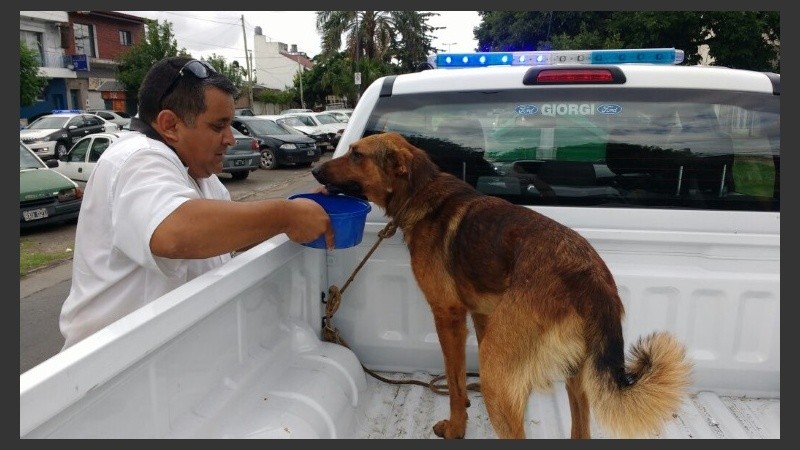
[596, 104, 623, 115]
[515, 104, 539, 115]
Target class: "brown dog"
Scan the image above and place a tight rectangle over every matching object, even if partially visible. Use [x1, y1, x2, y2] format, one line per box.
[312, 132, 692, 439]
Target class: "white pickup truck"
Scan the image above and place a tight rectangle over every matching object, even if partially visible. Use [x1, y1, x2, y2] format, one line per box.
[20, 49, 780, 439]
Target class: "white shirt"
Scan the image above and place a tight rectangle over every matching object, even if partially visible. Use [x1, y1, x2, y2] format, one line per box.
[59, 131, 232, 349]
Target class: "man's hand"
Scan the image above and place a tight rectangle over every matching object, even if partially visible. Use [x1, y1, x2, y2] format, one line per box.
[284, 198, 335, 250]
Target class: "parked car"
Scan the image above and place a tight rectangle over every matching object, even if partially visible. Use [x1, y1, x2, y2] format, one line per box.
[54, 132, 126, 182]
[234, 108, 256, 116]
[20, 141, 83, 229]
[223, 126, 262, 180]
[87, 109, 132, 129]
[261, 114, 332, 152]
[280, 111, 346, 151]
[54, 128, 260, 182]
[231, 116, 319, 170]
[20, 110, 117, 160]
[325, 108, 353, 123]
[279, 108, 312, 115]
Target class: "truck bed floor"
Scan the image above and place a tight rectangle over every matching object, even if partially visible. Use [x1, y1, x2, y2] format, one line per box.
[354, 371, 780, 439]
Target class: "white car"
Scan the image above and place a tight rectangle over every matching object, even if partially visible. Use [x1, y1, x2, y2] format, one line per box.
[53, 131, 128, 182]
[20, 110, 118, 160]
[279, 111, 346, 151]
[260, 114, 335, 152]
[87, 109, 132, 129]
[325, 108, 353, 123]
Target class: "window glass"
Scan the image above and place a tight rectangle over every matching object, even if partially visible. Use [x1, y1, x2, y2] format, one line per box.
[73, 23, 96, 57]
[89, 138, 110, 162]
[69, 139, 90, 162]
[364, 88, 779, 212]
[119, 30, 132, 46]
[67, 117, 84, 128]
[84, 115, 101, 127]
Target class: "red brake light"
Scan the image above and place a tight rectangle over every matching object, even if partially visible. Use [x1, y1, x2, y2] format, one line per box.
[536, 69, 614, 83]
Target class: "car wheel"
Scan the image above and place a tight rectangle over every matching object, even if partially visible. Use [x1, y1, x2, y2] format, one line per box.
[260, 149, 278, 170]
[55, 141, 69, 158]
[231, 170, 249, 180]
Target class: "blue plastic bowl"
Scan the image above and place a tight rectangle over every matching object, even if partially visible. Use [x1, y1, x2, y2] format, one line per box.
[288, 193, 372, 249]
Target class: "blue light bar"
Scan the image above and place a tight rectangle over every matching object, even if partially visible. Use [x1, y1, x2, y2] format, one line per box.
[428, 48, 684, 69]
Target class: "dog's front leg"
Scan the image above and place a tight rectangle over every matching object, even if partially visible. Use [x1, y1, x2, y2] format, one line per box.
[431, 305, 469, 439]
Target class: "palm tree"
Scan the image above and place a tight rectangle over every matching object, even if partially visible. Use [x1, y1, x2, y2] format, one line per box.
[316, 11, 394, 63]
[315, 11, 439, 68]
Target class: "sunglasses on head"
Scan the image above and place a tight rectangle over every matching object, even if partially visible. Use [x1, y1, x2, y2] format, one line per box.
[158, 59, 217, 108]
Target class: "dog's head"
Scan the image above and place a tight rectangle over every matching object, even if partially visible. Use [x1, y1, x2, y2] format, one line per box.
[312, 132, 439, 211]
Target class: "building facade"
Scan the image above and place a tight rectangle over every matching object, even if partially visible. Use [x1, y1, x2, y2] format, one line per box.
[20, 11, 146, 124]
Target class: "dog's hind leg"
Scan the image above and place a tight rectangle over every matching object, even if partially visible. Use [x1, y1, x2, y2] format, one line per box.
[470, 312, 488, 346]
[430, 304, 470, 439]
[565, 363, 591, 439]
[477, 304, 538, 439]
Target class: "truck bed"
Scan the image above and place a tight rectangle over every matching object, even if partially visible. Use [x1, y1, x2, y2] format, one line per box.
[20, 210, 780, 438]
[356, 372, 779, 439]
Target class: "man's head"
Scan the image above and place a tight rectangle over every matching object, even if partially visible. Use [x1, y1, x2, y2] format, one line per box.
[138, 56, 240, 179]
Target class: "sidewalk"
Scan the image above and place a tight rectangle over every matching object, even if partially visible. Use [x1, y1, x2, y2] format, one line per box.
[20, 260, 73, 299]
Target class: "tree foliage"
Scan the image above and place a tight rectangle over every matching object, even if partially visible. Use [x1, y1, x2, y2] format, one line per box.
[305, 10, 439, 107]
[205, 53, 246, 99]
[115, 19, 190, 98]
[474, 11, 779, 72]
[20, 42, 48, 107]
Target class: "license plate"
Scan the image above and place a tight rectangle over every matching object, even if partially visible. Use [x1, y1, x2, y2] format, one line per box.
[234, 159, 245, 166]
[23, 208, 48, 221]
[307, 150, 315, 156]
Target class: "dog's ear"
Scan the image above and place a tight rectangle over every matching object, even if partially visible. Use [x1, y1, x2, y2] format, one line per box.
[375, 145, 408, 178]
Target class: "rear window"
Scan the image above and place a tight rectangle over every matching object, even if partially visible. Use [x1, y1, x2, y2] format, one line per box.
[364, 88, 779, 212]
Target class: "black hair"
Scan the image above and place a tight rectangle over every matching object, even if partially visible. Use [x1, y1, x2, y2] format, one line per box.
[137, 56, 239, 125]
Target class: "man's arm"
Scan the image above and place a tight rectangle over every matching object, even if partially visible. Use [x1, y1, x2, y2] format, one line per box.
[150, 197, 334, 258]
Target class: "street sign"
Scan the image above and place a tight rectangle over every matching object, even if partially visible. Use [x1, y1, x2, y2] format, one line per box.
[71, 54, 89, 72]
[354, 72, 361, 85]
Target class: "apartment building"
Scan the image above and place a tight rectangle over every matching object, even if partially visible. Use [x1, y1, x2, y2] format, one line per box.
[20, 11, 146, 124]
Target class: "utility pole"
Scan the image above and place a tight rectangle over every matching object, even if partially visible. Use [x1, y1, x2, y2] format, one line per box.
[241, 15, 253, 108]
[354, 12, 361, 104]
[296, 55, 305, 109]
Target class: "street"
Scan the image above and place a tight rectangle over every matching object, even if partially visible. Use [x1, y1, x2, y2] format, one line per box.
[20, 154, 331, 374]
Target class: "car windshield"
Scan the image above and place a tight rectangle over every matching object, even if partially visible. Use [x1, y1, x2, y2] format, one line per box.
[20, 143, 45, 170]
[277, 116, 306, 128]
[26, 116, 70, 129]
[276, 122, 306, 135]
[248, 119, 293, 135]
[315, 114, 340, 125]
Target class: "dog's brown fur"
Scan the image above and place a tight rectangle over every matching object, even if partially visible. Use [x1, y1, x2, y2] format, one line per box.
[312, 132, 692, 439]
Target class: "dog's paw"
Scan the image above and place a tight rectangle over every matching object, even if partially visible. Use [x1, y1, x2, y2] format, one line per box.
[433, 420, 465, 439]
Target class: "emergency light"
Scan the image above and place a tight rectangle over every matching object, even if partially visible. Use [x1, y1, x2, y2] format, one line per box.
[428, 48, 684, 69]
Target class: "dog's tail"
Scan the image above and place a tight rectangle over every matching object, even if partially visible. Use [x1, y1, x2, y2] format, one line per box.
[584, 330, 692, 438]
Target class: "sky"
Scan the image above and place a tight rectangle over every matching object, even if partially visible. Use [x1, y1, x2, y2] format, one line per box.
[118, 11, 480, 65]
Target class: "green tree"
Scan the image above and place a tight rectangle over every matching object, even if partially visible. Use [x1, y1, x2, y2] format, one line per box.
[20, 42, 48, 107]
[205, 53, 246, 100]
[316, 11, 394, 62]
[474, 11, 779, 72]
[115, 19, 190, 102]
[314, 10, 437, 101]
[391, 11, 441, 72]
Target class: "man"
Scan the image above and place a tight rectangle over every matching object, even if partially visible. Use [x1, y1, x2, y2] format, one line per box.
[59, 56, 333, 349]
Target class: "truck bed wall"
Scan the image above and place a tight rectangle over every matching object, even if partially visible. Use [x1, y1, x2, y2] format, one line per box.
[20, 206, 779, 438]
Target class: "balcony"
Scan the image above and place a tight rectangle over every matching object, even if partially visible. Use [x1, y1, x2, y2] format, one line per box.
[37, 51, 77, 79]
